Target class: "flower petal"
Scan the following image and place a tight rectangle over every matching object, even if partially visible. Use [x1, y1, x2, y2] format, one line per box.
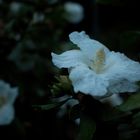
[105, 52, 140, 82]
[51, 50, 88, 68]
[103, 51, 140, 93]
[0, 104, 14, 125]
[0, 80, 18, 104]
[69, 65, 109, 96]
[69, 31, 109, 60]
[108, 79, 139, 94]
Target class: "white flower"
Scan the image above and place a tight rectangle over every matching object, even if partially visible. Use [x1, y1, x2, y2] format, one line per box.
[52, 31, 140, 97]
[0, 80, 18, 125]
[10, 2, 22, 14]
[64, 2, 84, 24]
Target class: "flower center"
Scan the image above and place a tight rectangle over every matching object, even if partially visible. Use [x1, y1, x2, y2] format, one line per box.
[0, 96, 6, 108]
[90, 48, 106, 74]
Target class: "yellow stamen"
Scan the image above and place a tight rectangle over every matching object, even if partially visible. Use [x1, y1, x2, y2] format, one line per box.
[92, 48, 105, 73]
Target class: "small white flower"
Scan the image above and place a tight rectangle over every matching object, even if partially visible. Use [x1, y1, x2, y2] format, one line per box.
[10, 2, 22, 14]
[52, 31, 140, 97]
[0, 80, 18, 125]
[64, 2, 84, 24]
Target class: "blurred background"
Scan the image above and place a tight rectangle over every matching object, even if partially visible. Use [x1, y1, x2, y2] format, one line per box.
[0, 0, 140, 139]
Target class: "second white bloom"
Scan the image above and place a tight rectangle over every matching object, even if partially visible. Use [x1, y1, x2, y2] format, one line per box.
[0, 80, 18, 125]
[52, 31, 140, 97]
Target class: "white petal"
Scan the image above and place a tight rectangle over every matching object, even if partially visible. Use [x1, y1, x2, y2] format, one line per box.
[69, 65, 109, 96]
[105, 51, 140, 82]
[102, 51, 140, 93]
[51, 50, 88, 68]
[0, 104, 14, 125]
[69, 31, 109, 60]
[108, 80, 139, 94]
[0, 80, 18, 104]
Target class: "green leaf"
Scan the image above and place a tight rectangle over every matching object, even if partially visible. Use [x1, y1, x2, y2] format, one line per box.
[118, 124, 139, 140]
[117, 93, 140, 111]
[69, 104, 81, 120]
[101, 107, 131, 122]
[77, 114, 96, 140]
[32, 98, 70, 110]
[132, 112, 140, 128]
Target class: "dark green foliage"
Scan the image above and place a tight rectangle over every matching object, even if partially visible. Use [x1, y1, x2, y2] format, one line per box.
[77, 114, 96, 140]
